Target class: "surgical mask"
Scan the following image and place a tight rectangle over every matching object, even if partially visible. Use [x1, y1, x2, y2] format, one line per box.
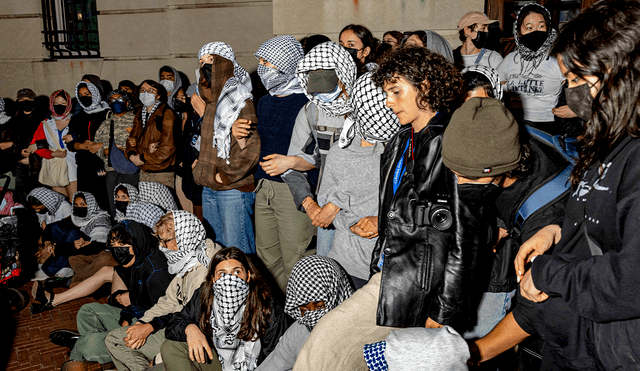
[115, 200, 129, 213]
[565, 83, 593, 121]
[343, 46, 361, 64]
[79, 96, 93, 108]
[160, 79, 175, 93]
[73, 207, 88, 218]
[110, 245, 135, 266]
[53, 104, 67, 116]
[139, 92, 156, 107]
[110, 101, 127, 114]
[457, 182, 502, 202]
[201, 63, 213, 84]
[519, 31, 548, 52]
[314, 84, 342, 103]
[18, 100, 35, 113]
[472, 31, 489, 49]
[257, 64, 288, 95]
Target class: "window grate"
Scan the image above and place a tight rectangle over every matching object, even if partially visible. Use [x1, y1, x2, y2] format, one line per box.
[41, 0, 100, 59]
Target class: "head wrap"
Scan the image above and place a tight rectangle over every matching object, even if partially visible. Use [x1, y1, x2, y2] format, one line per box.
[339, 71, 400, 148]
[198, 42, 253, 163]
[160, 210, 210, 278]
[462, 65, 503, 101]
[106, 89, 134, 112]
[114, 182, 140, 222]
[158, 65, 183, 110]
[421, 30, 455, 62]
[296, 42, 357, 116]
[210, 273, 260, 371]
[17, 88, 37, 101]
[28, 187, 67, 215]
[114, 182, 177, 225]
[138, 181, 178, 212]
[284, 255, 354, 331]
[0, 98, 10, 125]
[514, 3, 558, 75]
[75, 81, 109, 114]
[255, 35, 305, 96]
[71, 191, 111, 243]
[124, 202, 165, 229]
[49, 89, 73, 120]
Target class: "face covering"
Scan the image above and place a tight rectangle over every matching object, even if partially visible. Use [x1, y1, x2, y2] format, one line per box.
[115, 200, 129, 213]
[36, 207, 49, 215]
[257, 64, 288, 94]
[565, 83, 593, 121]
[472, 31, 489, 49]
[139, 92, 156, 107]
[73, 207, 88, 218]
[160, 79, 175, 93]
[201, 63, 213, 84]
[19, 100, 35, 113]
[79, 96, 93, 108]
[299, 306, 330, 331]
[314, 84, 342, 103]
[53, 104, 67, 116]
[110, 101, 127, 114]
[519, 30, 548, 52]
[343, 46, 361, 64]
[457, 182, 502, 202]
[111, 245, 135, 266]
[173, 98, 189, 113]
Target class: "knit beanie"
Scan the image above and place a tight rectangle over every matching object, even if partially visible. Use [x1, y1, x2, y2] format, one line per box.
[442, 97, 521, 177]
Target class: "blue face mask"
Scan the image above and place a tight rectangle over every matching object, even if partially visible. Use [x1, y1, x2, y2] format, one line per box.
[314, 84, 342, 103]
[110, 101, 127, 114]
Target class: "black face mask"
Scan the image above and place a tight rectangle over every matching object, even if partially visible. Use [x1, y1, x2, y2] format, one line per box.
[472, 31, 489, 49]
[19, 100, 35, 113]
[36, 207, 49, 215]
[343, 46, 361, 64]
[53, 104, 67, 116]
[73, 207, 88, 218]
[457, 182, 502, 202]
[201, 64, 213, 84]
[115, 201, 129, 213]
[173, 98, 190, 113]
[110, 245, 135, 266]
[565, 83, 593, 121]
[79, 96, 93, 108]
[519, 31, 548, 52]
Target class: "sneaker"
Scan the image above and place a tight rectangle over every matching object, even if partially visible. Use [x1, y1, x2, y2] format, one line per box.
[55, 267, 75, 278]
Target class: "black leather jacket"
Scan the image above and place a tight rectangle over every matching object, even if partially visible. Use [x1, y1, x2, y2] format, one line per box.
[370, 113, 487, 328]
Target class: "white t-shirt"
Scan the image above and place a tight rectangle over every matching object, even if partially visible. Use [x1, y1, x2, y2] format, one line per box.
[461, 49, 503, 70]
[497, 52, 564, 122]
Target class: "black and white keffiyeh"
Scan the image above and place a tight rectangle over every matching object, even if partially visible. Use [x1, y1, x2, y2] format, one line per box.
[0, 98, 10, 125]
[114, 183, 140, 222]
[75, 81, 110, 114]
[284, 255, 354, 331]
[255, 35, 305, 96]
[160, 210, 210, 278]
[210, 273, 260, 371]
[296, 41, 357, 117]
[198, 42, 253, 163]
[71, 191, 111, 243]
[124, 202, 165, 229]
[513, 3, 558, 76]
[138, 181, 178, 212]
[141, 100, 161, 128]
[28, 187, 67, 214]
[339, 71, 400, 148]
[462, 64, 503, 101]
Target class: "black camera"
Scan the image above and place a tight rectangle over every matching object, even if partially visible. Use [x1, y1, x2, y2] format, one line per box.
[415, 199, 452, 231]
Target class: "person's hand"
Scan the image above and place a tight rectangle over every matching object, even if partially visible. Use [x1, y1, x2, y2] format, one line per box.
[74, 238, 86, 250]
[21, 148, 31, 158]
[519, 269, 549, 303]
[185, 324, 214, 363]
[129, 154, 144, 166]
[0, 142, 13, 150]
[51, 149, 67, 158]
[191, 159, 198, 170]
[515, 224, 561, 283]
[492, 228, 510, 253]
[552, 105, 578, 119]
[121, 321, 130, 327]
[103, 148, 109, 157]
[116, 292, 131, 307]
[302, 197, 321, 221]
[89, 142, 103, 154]
[425, 317, 444, 329]
[62, 134, 73, 143]
[312, 202, 340, 228]
[190, 93, 206, 117]
[127, 137, 137, 147]
[232, 119, 252, 140]
[259, 154, 293, 177]
[350, 216, 379, 238]
[124, 323, 154, 349]
[148, 142, 158, 154]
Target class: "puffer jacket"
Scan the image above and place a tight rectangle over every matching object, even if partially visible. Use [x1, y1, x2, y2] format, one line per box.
[370, 113, 488, 329]
[126, 103, 177, 172]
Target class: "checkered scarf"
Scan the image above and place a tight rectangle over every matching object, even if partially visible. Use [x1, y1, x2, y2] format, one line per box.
[124, 202, 165, 229]
[339, 71, 400, 148]
[284, 255, 354, 331]
[75, 81, 110, 114]
[462, 64, 503, 101]
[71, 191, 111, 243]
[106, 89, 133, 111]
[114, 183, 140, 222]
[0, 98, 9, 125]
[161, 210, 210, 278]
[296, 42, 357, 117]
[141, 100, 161, 129]
[28, 187, 67, 214]
[514, 3, 558, 76]
[49, 90, 72, 121]
[210, 273, 260, 371]
[255, 35, 305, 96]
[138, 181, 178, 212]
[199, 42, 253, 163]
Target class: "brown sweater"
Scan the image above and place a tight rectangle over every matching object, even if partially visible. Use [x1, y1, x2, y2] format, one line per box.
[126, 103, 177, 172]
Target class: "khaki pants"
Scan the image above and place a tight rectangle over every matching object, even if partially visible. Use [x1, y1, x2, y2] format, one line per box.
[161, 340, 221, 371]
[106, 327, 167, 371]
[140, 171, 175, 189]
[69, 250, 118, 286]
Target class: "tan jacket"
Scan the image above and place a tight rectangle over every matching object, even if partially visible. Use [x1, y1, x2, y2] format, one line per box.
[126, 103, 177, 172]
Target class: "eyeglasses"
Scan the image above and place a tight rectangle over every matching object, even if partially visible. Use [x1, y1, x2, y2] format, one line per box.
[109, 98, 125, 103]
[156, 236, 175, 246]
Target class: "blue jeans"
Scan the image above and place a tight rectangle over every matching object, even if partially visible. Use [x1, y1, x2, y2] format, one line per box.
[463, 289, 516, 339]
[315, 227, 335, 256]
[42, 221, 81, 276]
[202, 187, 256, 254]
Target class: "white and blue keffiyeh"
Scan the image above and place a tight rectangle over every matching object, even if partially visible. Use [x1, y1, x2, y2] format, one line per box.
[255, 35, 305, 97]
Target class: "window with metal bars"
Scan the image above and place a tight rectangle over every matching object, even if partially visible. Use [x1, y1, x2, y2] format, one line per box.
[41, 0, 100, 59]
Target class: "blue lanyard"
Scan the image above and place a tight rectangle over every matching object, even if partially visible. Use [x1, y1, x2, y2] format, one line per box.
[392, 138, 411, 195]
[475, 48, 487, 64]
[57, 128, 65, 149]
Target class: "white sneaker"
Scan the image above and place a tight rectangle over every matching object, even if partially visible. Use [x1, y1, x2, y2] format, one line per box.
[31, 269, 48, 281]
[55, 267, 75, 278]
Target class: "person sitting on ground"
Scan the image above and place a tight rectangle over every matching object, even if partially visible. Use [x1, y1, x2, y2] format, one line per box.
[161, 247, 289, 371]
[114, 182, 178, 222]
[106, 211, 222, 371]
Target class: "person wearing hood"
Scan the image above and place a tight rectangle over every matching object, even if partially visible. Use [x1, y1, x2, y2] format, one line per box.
[277, 41, 357, 257]
[462, 64, 503, 101]
[93, 90, 140, 218]
[106, 210, 222, 371]
[30, 90, 77, 200]
[191, 42, 260, 255]
[113, 182, 178, 227]
[159, 65, 183, 111]
[47, 220, 173, 370]
[454, 11, 503, 70]
[82, 74, 105, 99]
[339, 24, 378, 76]
[252, 35, 314, 293]
[126, 79, 177, 189]
[118, 80, 143, 112]
[401, 30, 455, 62]
[66, 81, 111, 209]
[497, 3, 574, 135]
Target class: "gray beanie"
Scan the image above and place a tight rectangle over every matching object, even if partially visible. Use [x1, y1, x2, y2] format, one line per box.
[442, 97, 521, 177]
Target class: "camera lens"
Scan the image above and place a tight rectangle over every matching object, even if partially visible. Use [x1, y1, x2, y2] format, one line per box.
[430, 207, 452, 231]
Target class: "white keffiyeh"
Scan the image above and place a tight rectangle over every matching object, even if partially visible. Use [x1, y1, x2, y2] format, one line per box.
[28, 187, 67, 214]
[141, 100, 161, 128]
[462, 64, 503, 101]
[513, 3, 558, 76]
[124, 202, 165, 229]
[114, 183, 140, 222]
[75, 81, 109, 114]
[138, 181, 178, 212]
[255, 35, 305, 96]
[71, 191, 111, 243]
[160, 210, 210, 278]
[0, 98, 10, 125]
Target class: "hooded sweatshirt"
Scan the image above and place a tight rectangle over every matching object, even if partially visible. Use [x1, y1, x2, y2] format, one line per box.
[159, 65, 183, 111]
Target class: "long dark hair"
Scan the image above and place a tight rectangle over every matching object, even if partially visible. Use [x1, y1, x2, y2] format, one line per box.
[340, 24, 378, 65]
[552, 0, 640, 186]
[198, 247, 272, 342]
